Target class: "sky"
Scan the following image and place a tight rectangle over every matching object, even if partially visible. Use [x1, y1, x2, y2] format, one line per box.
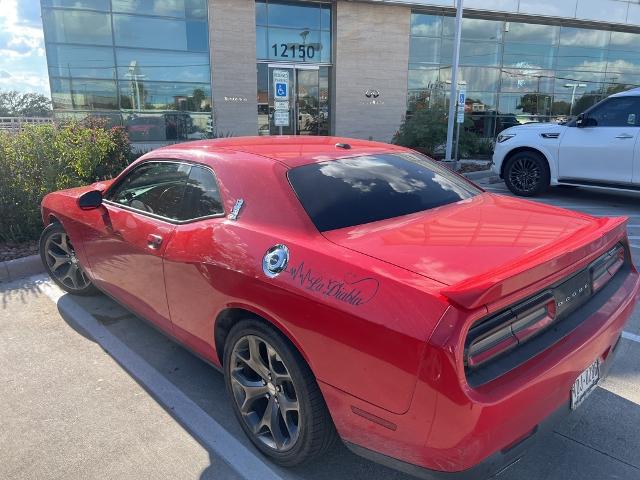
[0, 0, 50, 97]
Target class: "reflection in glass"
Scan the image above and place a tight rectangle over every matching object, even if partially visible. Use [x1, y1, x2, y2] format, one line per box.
[408, 66, 439, 90]
[43, 9, 112, 45]
[410, 37, 441, 64]
[51, 78, 118, 110]
[257, 1, 332, 64]
[556, 46, 607, 72]
[559, 27, 609, 48]
[116, 49, 210, 83]
[267, 1, 323, 30]
[181, 165, 224, 220]
[42, 0, 109, 10]
[47, 44, 115, 79]
[503, 43, 555, 69]
[505, 22, 558, 45]
[113, 15, 208, 51]
[289, 153, 480, 232]
[606, 51, 640, 75]
[42, 1, 213, 143]
[407, 11, 640, 144]
[411, 14, 442, 37]
[112, 0, 207, 19]
[501, 68, 554, 93]
[256, 1, 268, 25]
[444, 18, 503, 42]
[441, 39, 501, 66]
[439, 66, 500, 92]
[119, 81, 211, 112]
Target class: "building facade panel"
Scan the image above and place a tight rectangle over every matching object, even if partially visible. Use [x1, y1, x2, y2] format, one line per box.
[334, 2, 411, 142]
[209, 0, 258, 136]
[40, 0, 640, 151]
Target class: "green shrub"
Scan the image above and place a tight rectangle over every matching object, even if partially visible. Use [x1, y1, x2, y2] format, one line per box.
[0, 121, 132, 243]
[392, 108, 484, 159]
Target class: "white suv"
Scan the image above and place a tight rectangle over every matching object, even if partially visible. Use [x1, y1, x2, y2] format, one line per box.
[492, 88, 640, 196]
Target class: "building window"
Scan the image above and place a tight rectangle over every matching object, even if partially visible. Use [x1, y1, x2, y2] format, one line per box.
[41, 0, 213, 144]
[407, 12, 640, 144]
[256, 0, 332, 64]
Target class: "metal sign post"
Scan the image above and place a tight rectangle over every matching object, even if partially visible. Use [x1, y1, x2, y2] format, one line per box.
[454, 88, 466, 171]
[445, 0, 464, 165]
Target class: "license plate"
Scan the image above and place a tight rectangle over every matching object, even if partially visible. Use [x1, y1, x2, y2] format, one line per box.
[571, 360, 600, 410]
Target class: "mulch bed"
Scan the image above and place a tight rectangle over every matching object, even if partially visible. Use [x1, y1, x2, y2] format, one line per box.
[457, 162, 492, 174]
[0, 241, 39, 262]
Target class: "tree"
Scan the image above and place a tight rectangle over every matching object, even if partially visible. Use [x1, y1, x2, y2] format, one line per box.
[517, 94, 552, 116]
[392, 107, 483, 158]
[0, 90, 52, 117]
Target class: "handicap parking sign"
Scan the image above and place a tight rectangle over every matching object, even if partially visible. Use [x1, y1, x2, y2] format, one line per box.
[275, 82, 287, 99]
[273, 69, 290, 100]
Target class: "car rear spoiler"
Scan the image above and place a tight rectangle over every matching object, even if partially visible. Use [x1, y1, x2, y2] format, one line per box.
[441, 216, 629, 310]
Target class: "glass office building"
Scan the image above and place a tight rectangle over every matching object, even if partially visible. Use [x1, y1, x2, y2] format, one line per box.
[42, 0, 212, 143]
[40, 0, 640, 149]
[408, 12, 640, 141]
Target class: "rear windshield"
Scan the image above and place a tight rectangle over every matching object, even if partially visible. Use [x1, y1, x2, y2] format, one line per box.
[288, 152, 481, 232]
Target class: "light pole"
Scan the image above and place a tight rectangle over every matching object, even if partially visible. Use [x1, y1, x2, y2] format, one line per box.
[564, 83, 587, 116]
[445, 0, 464, 165]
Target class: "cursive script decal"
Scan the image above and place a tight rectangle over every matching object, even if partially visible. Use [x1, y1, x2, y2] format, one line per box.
[284, 261, 379, 306]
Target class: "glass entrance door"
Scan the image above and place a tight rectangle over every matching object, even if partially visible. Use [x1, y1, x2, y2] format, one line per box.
[258, 63, 330, 136]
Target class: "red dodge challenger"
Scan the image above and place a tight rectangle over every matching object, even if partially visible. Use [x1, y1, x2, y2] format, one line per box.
[40, 137, 640, 478]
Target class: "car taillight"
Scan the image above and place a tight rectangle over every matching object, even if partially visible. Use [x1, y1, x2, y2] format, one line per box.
[511, 295, 556, 343]
[591, 245, 625, 293]
[467, 293, 556, 368]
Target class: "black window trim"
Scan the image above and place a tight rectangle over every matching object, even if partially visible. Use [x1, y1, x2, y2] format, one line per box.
[103, 158, 226, 224]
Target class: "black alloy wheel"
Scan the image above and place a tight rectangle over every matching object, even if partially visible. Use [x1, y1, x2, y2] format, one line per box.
[223, 319, 336, 466]
[39, 223, 97, 295]
[504, 151, 550, 197]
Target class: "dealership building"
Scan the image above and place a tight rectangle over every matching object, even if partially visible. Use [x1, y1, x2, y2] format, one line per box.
[41, 0, 640, 147]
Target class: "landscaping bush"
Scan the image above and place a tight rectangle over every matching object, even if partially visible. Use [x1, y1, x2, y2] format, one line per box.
[392, 108, 486, 159]
[0, 121, 132, 243]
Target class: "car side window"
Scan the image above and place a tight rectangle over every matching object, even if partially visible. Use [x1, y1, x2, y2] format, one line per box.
[106, 162, 191, 220]
[587, 97, 640, 127]
[178, 165, 224, 220]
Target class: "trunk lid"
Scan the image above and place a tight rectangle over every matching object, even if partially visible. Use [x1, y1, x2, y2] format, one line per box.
[323, 193, 627, 309]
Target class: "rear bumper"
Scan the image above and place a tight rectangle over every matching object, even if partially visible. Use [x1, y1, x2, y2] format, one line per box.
[345, 334, 622, 479]
[328, 268, 639, 478]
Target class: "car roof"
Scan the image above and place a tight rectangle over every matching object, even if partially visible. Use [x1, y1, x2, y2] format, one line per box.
[153, 136, 408, 168]
[610, 87, 640, 98]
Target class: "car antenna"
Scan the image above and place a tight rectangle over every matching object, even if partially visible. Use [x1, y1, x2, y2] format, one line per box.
[335, 143, 351, 150]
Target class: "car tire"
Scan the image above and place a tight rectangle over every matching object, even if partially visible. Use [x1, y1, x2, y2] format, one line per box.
[39, 223, 98, 296]
[504, 151, 550, 197]
[223, 319, 337, 467]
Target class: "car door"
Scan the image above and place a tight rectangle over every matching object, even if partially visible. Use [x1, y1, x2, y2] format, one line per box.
[558, 96, 640, 184]
[82, 161, 191, 333]
[161, 164, 228, 362]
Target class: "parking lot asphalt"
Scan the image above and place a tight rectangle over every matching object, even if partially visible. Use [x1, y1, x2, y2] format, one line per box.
[2, 180, 640, 480]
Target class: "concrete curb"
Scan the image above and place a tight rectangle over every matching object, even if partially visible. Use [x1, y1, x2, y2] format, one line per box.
[0, 255, 45, 283]
[462, 170, 500, 182]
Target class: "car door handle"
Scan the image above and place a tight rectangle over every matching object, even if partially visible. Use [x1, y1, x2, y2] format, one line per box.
[616, 133, 634, 139]
[147, 234, 163, 249]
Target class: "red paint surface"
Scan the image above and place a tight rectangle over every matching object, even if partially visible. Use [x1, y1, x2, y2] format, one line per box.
[41, 136, 640, 474]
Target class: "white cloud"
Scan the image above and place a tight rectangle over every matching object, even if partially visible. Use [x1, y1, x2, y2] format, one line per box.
[0, 0, 49, 96]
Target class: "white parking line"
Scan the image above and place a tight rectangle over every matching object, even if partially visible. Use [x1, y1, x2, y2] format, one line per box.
[37, 276, 284, 480]
[622, 331, 640, 344]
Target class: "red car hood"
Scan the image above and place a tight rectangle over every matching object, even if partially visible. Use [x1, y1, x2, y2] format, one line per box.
[323, 193, 628, 309]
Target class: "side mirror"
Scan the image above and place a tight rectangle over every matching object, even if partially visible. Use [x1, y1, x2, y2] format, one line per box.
[576, 114, 586, 128]
[78, 190, 103, 210]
